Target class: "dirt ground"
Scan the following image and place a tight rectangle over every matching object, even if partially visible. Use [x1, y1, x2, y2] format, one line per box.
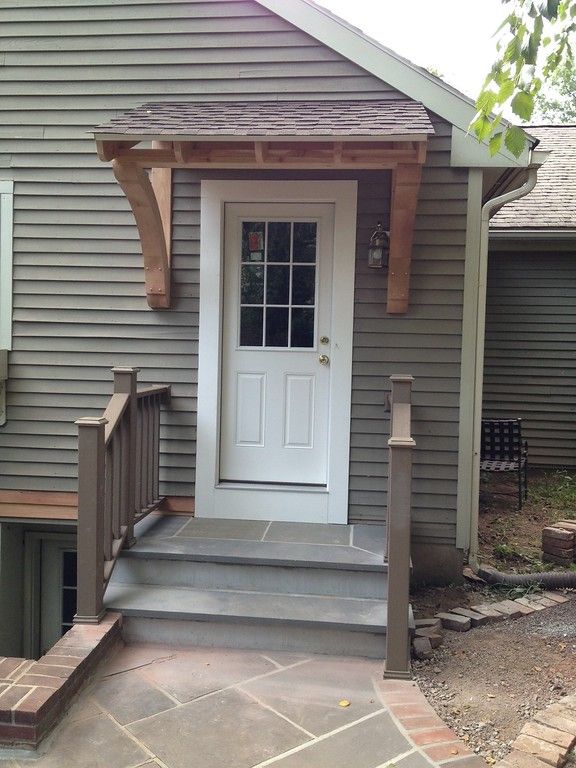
[413, 598, 576, 764]
[410, 469, 576, 764]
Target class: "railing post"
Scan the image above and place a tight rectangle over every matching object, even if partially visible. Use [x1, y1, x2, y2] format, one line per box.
[74, 416, 107, 624]
[384, 374, 415, 680]
[112, 366, 139, 547]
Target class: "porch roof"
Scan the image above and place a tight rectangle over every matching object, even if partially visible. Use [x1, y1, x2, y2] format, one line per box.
[93, 99, 435, 143]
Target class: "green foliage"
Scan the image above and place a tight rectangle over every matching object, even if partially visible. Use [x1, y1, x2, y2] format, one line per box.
[470, 0, 576, 156]
[535, 59, 576, 119]
[529, 470, 576, 510]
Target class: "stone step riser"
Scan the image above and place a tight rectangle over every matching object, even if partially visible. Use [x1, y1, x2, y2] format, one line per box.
[121, 616, 387, 659]
[112, 558, 387, 599]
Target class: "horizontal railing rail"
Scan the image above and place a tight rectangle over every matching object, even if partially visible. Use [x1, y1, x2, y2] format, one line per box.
[75, 367, 171, 624]
[384, 374, 415, 680]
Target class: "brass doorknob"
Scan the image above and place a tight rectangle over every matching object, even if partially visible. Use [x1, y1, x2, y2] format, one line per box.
[319, 354, 330, 366]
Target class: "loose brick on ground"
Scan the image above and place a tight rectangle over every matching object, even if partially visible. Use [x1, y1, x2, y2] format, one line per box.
[414, 618, 443, 633]
[521, 721, 576, 750]
[511, 733, 565, 767]
[435, 613, 471, 631]
[534, 709, 576, 735]
[412, 636, 434, 659]
[515, 597, 546, 611]
[415, 628, 443, 648]
[541, 591, 570, 604]
[533, 597, 559, 608]
[469, 604, 506, 621]
[542, 526, 574, 541]
[510, 600, 536, 616]
[450, 607, 490, 627]
[489, 600, 524, 619]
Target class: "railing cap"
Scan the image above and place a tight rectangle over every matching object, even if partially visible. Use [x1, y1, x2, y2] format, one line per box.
[75, 416, 108, 427]
[388, 437, 416, 447]
[390, 375, 414, 383]
[111, 366, 140, 373]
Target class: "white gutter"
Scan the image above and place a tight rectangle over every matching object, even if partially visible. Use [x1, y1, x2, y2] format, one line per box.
[468, 150, 549, 568]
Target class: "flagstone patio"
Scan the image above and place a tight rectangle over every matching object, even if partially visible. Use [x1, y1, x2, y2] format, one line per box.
[0, 643, 483, 768]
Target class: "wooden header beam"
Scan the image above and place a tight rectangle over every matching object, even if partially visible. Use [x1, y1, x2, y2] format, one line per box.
[97, 138, 427, 170]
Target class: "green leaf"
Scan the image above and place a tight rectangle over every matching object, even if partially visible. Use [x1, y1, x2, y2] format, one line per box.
[496, 78, 516, 102]
[489, 132, 504, 156]
[476, 89, 498, 113]
[504, 125, 528, 157]
[547, 0, 561, 18]
[511, 89, 534, 120]
[471, 115, 494, 142]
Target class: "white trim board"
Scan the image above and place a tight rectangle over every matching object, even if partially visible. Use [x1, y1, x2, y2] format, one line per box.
[196, 180, 357, 524]
[0, 180, 14, 352]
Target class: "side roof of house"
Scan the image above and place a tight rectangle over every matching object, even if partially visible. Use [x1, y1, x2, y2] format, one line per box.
[491, 125, 576, 232]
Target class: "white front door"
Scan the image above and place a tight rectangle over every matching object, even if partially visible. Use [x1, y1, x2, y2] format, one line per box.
[196, 180, 357, 524]
[220, 203, 333, 487]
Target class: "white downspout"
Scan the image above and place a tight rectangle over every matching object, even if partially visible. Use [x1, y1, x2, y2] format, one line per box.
[468, 151, 549, 568]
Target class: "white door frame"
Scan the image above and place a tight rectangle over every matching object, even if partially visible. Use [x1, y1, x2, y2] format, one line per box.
[196, 180, 358, 524]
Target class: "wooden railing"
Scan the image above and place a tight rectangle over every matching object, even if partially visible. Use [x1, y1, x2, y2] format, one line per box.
[74, 367, 171, 624]
[384, 375, 415, 679]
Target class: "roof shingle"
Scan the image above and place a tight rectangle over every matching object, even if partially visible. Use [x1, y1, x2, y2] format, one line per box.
[93, 99, 434, 140]
[491, 125, 576, 231]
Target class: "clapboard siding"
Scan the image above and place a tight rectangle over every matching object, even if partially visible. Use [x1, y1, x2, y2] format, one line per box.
[483, 250, 576, 467]
[0, 0, 401, 496]
[348, 117, 466, 545]
[0, 0, 467, 547]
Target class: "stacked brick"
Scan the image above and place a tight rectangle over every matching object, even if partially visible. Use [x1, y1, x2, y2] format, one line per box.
[541, 521, 576, 565]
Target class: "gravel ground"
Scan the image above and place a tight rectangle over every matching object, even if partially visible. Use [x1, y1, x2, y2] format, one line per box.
[412, 596, 576, 765]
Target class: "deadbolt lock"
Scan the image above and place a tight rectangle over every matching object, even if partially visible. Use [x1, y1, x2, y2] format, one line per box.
[320, 336, 329, 344]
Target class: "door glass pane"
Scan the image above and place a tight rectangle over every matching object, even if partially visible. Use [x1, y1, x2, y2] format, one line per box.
[292, 265, 315, 306]
[266, 265, 290, 305]
[293, 222, 317, 263]
[242, 221, 265, 262]
[241, 264, 264, 304]
[266, 307, 289, 347]
[240, 307, 263, 346]
[291, 308, 315, 347]
[61, 550, 77, 634]
[267, 222, 291, 262]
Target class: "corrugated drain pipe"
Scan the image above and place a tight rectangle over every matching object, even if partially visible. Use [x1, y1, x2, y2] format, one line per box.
[477, 564, 576, 589]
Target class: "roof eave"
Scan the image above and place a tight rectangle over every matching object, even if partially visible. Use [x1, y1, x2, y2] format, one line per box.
[91, 131, 432, 143]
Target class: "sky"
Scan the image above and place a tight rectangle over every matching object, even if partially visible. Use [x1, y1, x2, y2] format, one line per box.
[315, 0, 507, 101]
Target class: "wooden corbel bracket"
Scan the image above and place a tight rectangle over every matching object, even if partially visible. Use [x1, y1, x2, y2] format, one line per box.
[112, 159, 172, 309]
[387, 163, 423, 314]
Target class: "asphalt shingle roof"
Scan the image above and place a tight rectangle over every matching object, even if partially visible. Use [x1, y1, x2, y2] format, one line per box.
[93, 100, 435, 139]
[491, 125, 576, 231]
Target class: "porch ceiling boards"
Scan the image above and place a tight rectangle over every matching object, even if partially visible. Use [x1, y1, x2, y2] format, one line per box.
[93, 100, 433, 311]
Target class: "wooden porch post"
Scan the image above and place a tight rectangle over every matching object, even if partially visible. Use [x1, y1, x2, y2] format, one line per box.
[112, 366, 139, 547]
[384, 375, 415, 679]
[74, 416, 107, 624]
[387, 164, 422, 314]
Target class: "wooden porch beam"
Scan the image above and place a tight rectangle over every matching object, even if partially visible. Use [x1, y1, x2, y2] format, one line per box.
[96, 140, 139, 162]
[106, 140, 428, 170]
[112, 160, 171, 309]
[386, 163, 423, 314]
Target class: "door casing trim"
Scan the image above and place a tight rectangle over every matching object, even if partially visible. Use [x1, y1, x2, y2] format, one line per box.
[196, 180, 358, 524]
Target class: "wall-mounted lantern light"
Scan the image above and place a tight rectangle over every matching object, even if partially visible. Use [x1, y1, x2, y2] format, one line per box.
[368, 222, 390, 269]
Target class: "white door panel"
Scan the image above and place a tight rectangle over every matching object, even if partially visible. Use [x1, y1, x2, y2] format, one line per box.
[220, 203, 334, 486]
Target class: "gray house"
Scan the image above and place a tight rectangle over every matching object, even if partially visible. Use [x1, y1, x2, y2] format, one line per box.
[485, 125, 576, 467]
[0, 0, 546, 663]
